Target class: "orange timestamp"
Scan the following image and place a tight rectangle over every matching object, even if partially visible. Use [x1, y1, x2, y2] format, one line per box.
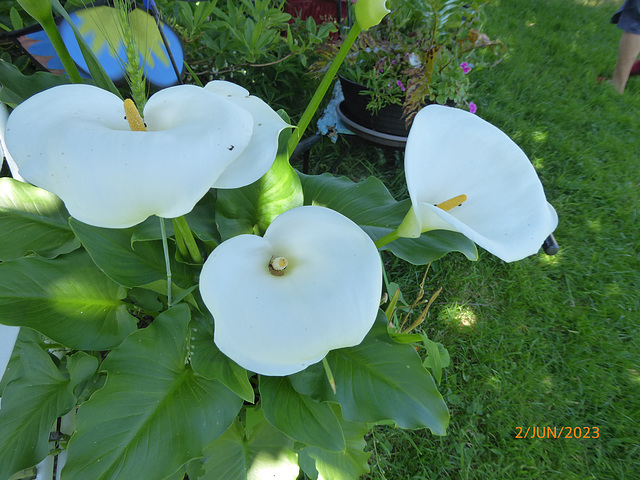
[514, 426, 600, 439]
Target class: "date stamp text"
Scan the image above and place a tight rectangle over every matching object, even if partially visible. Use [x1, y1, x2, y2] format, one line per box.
[514, 426, 599, 439]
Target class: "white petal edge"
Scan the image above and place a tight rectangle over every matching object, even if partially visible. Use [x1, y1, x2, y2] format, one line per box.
[204, 81, 290, 189]
[0, 325, 20, 387]
[199, 206, 382, 376]
[5, 84, 254, 228]
[0, 103, 23, 182]
[404, 105, 558, 262]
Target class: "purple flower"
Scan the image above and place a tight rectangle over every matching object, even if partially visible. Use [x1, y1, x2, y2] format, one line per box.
[397, 80, 406, 92]
[460, 62, 472, 74]
[469, 102, 477, 114]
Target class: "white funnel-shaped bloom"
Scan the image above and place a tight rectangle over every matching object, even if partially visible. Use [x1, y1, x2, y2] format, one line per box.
[199, 206, 383, 376]
[203, 81, 289, 189]
[400, 105, 558, 262]
[3, 82, 288, 228]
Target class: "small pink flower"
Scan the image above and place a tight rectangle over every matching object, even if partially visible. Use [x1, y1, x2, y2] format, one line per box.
[397, 80, 405, 92]
[469, 102, 477, 114]
[460, 62, 472, 74]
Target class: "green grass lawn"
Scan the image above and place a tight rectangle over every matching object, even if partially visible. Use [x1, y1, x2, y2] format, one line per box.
[295, 0, 640, 478]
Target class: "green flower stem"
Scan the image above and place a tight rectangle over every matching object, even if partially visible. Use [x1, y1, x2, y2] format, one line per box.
[322, 357, 337, 394]
[159, 217, 173, 308]
[286, 23, 362, 157]
[40, 14, 84, 84]
[172, 216, 202, 264]
[374, 229, 401, 249]
[172, 224, 190, 259]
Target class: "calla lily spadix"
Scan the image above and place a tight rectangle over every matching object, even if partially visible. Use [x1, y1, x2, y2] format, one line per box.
[199, 205, 383, 376]
[3, 81, 288, 228]
[399, 105, 558, 263]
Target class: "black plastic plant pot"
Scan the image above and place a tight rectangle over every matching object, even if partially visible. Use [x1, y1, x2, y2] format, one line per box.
[338, 75, 412, 138]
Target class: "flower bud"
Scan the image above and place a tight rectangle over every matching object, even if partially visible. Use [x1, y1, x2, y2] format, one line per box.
[355, 0, 390, 31]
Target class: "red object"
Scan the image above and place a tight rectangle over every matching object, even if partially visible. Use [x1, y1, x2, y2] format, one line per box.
[631, 59, 640, 76]
[285, 0, 352, 23]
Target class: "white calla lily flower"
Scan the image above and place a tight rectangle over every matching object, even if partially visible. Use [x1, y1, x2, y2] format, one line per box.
[203, 81, 289, 189]
[3, 82, 288, 228]
[400, 105, 558, 262]
[199, 205, 382, 376]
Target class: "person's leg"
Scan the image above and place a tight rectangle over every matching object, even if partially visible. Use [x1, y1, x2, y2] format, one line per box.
[612, 31, 640, 93]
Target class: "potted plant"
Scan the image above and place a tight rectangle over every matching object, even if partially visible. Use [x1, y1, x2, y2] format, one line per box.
[313, 0, 505, 138]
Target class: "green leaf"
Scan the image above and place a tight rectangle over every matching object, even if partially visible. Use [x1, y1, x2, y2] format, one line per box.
[62, 305, 243, 480]
[298, 172, 478, 264]
[0, 338, 78, 479]
[0, 250, 137, 350]
[292, 311, 449, 435]
[0, 59, 70, 106]
[260, 375, 345, 452]
[0, 178, 80, 260]
[9, 7, 23, 29]
[299, 405, 371, 480]
[216, 128, 301, 240]
[70, 217, 196, 289]
[421, 333, 450, 385]
[328, 312, 449, 434]
[65, 351, 99, 392]
[189, 313, 254, 403]
[196, 407, 299, 480]
[131, 191, 220, 248]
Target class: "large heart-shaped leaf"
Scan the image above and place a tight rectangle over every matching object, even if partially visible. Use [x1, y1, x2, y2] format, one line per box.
[0, 339, 96, 479]
[298, 405, 371, 480]
[0, 178, 80, 261]
[260, 376, 345, 452]
[195, 407, 299, 480]
[70, 217, 196, 288]
[0, 250, 137, 350]
[291, 311, 449, 435]
[189, 313, 254, 403]
[62, 305, 243, 480]
[298, 172, 478, 264]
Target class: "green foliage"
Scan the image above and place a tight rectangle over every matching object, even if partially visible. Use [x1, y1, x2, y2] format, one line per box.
[61, 305, 243, 479]
[0, 178, 80, 260]
[195, 407, 299, 480]
[216, 125, 302, 239]
[312, 0, 504, 121]
[298, 172, 478, 264]
[261, 376, 346, 452]
[189, 313, 255, 403]
[0, 152, 462, 480]
[168, 0, 334, 113]
[298, 405, 371, 480]
[0, 337, 96, 479]
[0, 60, 70, 106]
[0, 251, 138, 350]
